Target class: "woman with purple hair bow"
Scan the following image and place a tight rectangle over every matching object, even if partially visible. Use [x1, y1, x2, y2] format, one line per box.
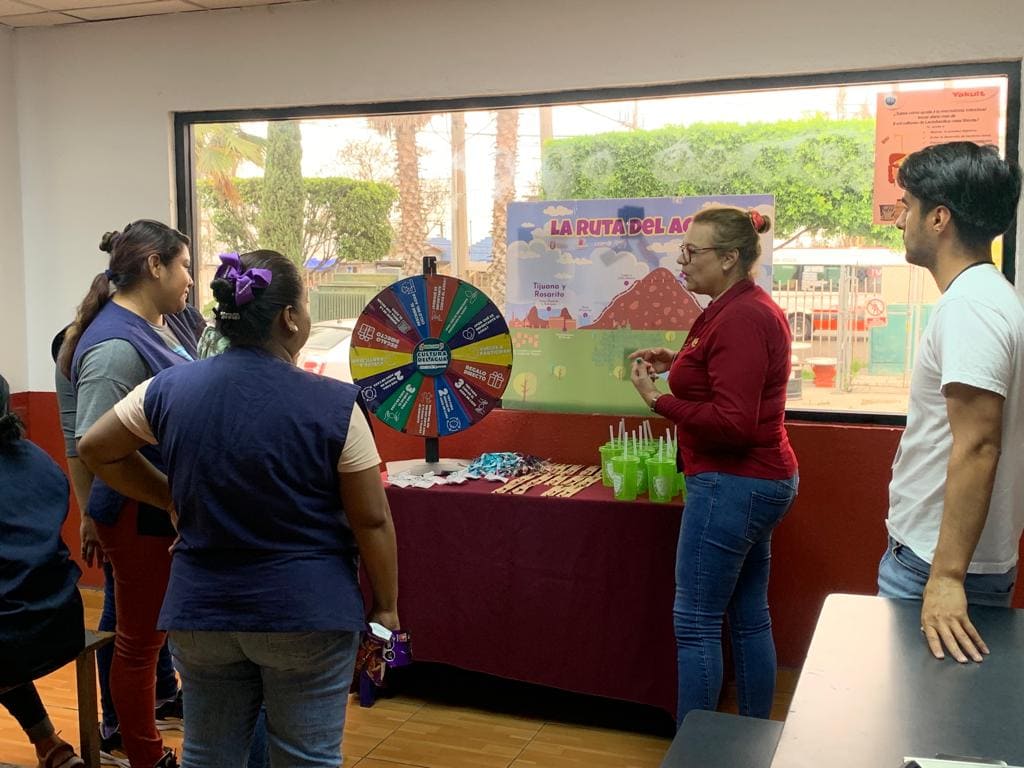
[80, 250, 400, 768]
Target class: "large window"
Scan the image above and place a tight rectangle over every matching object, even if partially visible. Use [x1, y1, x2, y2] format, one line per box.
[178, 63, 1018, 422]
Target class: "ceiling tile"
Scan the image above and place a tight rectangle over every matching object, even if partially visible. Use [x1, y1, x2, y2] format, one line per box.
[188, 0, 293, 8]
[29, 0, 165, 10]
[68, 0, 200, 19]
[0, 0, 42, 14]
[0, 9, 78, 23]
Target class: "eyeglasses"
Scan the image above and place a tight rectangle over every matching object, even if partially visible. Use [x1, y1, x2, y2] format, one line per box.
[679, 244, 719, 264]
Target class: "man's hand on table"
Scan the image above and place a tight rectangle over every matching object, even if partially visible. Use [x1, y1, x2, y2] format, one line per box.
[921, 574, 988, 663]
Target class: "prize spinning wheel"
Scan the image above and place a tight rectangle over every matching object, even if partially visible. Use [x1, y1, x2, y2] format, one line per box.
[349, 262, 513, 468]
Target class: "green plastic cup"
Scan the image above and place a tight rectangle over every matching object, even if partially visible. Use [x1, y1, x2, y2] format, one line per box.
[677, 473, 687, 501]
[635, 456, 649, 495]
[646, 458, 678, 503]
[599, 442, 621, 488]
[611, 455, 640, 501]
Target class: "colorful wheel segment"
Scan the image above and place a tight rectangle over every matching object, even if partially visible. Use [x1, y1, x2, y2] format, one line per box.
[350, 275, 513, 437]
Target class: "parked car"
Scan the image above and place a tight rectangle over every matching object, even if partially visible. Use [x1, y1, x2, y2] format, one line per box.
[296, 319, 357, 382]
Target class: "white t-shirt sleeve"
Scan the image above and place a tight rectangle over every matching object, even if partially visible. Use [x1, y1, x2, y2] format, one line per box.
[112, 379, 158, 444]
[338, 406, 381, 473]
[936, 297, 1013, 398]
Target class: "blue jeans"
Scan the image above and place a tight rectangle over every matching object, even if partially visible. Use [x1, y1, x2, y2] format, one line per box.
[674, 471, 798, 726]
[246, 708, 269, 768]
[97, 560, 179, 732]
[169, 630, 359, 768]
[877, 536, 1017, 607]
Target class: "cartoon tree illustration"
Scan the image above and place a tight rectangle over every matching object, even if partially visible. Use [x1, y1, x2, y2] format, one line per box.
[512, 372, 538, 402]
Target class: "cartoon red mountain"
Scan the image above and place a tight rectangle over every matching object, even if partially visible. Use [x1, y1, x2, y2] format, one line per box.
[585, 268, 702, 330]
[523, 306, 547, 328]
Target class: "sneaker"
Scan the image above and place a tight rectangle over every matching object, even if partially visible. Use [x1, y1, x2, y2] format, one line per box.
[98, 728, 130, 768]
[153, 749, 178, 768]
[155, 690, 183, 732]
[37, 741, 84, 768]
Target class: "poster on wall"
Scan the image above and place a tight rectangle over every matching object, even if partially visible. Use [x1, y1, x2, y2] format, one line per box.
[504, 194, 774, 414]
[874, 87, 1001, 224]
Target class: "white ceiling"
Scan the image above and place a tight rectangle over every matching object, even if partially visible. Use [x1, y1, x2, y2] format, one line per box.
[0, 0, 310, 27]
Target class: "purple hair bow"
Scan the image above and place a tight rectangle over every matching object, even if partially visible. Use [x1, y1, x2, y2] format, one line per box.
[215, 252, 272, 306]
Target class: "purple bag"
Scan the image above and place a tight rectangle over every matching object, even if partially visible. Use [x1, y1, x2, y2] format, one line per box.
[351, 624, 413, 707]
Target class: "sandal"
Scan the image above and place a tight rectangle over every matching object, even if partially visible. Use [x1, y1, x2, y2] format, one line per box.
[38, 743, 84, 768]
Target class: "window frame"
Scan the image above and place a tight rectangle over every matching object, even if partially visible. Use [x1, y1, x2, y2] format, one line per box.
[174, 59, 1022, 427]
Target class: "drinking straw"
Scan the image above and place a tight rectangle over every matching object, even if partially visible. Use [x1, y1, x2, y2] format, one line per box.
[659, 436, 664, 461]
[609, 425, 614, 444]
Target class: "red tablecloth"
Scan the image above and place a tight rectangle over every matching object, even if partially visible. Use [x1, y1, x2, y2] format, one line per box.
[383, 476, 681, 714]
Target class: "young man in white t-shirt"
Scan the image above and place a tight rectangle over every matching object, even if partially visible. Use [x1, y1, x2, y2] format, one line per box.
[880, 142, 1023, 664]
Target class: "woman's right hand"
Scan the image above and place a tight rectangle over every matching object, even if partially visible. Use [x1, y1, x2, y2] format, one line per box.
[369, 607, 401, 632]
[80, 516, 105, 568]
[629, 347, 676, 374]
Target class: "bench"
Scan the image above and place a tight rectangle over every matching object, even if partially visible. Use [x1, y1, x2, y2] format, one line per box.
[76, 630, 115, 768]
[1, 629, 115, 768]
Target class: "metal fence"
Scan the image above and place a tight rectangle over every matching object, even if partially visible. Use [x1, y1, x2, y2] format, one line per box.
[309, 273, 400, 323]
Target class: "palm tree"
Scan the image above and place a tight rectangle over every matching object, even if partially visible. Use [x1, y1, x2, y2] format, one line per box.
[193, 123, 268, 298]
[193, 123, 267, 204]
[369, 114, 431, 276]
[487, 109, 520, 305]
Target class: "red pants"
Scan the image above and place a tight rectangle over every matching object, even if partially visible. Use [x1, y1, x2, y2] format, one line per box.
[96, 502, 174, 767]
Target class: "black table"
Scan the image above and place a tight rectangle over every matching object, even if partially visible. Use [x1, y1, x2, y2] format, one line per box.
[661, 710, 782, 768]
[770, 593, 1024, 767]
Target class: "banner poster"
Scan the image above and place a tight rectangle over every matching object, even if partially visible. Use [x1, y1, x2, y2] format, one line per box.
[874, 87, 1001, 224]
[504, 194, 774, 414]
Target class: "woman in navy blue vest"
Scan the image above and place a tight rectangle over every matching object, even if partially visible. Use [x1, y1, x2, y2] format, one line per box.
[79, 250, 400, 768]
[0, 375, 86, 768]
[58, 220, 199, 768]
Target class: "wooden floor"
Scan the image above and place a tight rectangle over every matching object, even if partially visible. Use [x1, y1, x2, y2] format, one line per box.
[1, 590, 795, 767]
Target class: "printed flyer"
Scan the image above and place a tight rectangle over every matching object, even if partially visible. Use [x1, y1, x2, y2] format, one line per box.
[874, 87, 1001, 224]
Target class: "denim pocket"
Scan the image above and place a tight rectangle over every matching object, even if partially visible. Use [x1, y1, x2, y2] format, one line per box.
[889, 542, 932, 579]
[265, 632, 325, 663]
[167, 630, 196, 662]
[745, 486, 795, 543]
[685, 472, 717, 489]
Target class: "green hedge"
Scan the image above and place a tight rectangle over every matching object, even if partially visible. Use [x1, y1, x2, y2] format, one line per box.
[199, 176, 397, 266]
[541, 116, 899, 247]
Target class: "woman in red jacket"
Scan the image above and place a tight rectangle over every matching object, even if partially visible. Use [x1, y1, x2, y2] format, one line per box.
[630, 206, 798, 726]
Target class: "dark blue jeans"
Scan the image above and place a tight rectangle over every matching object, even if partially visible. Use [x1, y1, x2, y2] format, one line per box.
[674, 471, 798, 726]
[97, 561, 178, 732]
